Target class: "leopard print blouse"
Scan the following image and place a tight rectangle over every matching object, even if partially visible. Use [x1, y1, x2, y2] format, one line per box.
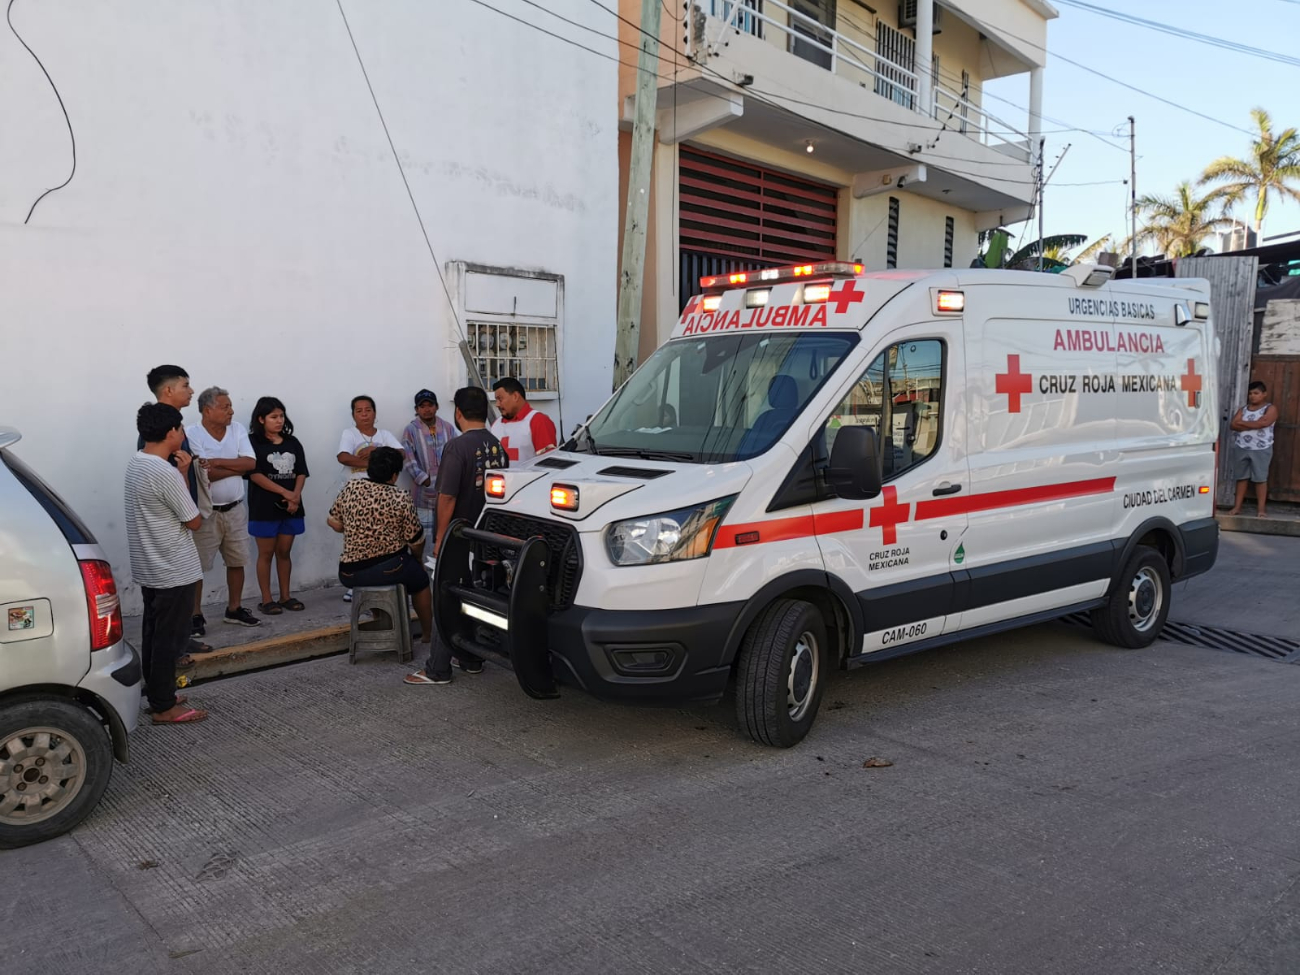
[329, 479, 424, 565]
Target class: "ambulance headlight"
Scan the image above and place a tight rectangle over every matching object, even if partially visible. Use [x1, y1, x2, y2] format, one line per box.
[605, 496, 736, 566]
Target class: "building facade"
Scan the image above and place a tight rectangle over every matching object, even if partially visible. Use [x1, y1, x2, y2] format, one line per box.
[617, 0, 1055, 356]
[0, 1, 618, 611]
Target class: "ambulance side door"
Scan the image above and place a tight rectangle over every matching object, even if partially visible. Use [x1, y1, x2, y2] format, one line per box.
[811, 323, 970, 654]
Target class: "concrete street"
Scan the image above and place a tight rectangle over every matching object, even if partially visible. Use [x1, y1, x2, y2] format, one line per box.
[5, 533, 1299, 975]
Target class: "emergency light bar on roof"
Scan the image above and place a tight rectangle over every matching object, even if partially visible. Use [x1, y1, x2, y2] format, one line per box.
[700, 262, 864, 292]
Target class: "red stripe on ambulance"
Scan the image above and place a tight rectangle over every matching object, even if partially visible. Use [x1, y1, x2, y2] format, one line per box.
[716, 477, 1117, 549]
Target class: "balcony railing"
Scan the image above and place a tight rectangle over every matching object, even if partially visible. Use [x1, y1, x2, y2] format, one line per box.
[687, 0, 1031, 162]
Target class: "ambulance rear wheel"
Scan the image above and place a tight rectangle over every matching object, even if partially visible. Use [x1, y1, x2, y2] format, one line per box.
[735, 599, 828, 748]
[1091, 547, 1171, 649]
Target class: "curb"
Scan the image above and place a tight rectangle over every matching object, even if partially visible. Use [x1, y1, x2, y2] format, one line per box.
[1218, 514, 1300, 538]
[182, 624, 352, 682]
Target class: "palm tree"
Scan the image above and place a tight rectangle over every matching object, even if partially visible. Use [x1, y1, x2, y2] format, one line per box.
[1199, 108, 1300, 234]
[1135, 182, 1234, 258]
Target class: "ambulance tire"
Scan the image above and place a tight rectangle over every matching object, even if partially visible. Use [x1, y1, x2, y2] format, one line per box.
[735, 598, 828, 748]
[1090, 547, 1171, 649]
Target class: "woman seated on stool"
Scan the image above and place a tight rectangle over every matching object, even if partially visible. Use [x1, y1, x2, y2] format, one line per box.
[327, 446, 432, 650]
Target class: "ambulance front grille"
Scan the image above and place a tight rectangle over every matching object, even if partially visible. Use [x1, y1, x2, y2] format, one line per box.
[478, 511, 583, 611]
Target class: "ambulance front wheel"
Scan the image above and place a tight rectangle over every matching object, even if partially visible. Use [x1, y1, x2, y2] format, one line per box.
[1091, 547, 1172, 649]
[735, 599, 829, 748]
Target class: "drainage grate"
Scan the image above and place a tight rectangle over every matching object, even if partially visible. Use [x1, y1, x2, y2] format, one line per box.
[1061, 613, 1300, 663]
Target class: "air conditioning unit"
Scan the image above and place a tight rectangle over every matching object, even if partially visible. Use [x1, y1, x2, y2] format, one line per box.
[899, 0, 943, 32]
[1218, 226, 1257, 252]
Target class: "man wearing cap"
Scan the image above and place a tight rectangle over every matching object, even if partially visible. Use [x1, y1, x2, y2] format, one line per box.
[401, 389, 458, 543]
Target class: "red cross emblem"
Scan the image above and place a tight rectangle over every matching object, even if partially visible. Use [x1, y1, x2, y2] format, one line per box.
[995, 354, 1033, 414]
[1179, 358, 1202, 408]
[868, 485, 911, 545]
[501, 437, 519, 461]
[683, 294, 703, 316]
[826, 280, 865, 315]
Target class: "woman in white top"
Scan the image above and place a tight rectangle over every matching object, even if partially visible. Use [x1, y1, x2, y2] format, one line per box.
[337, 395, 403, 480]
[1228, 380, 1279, 517]
[336, 394, 403, 601]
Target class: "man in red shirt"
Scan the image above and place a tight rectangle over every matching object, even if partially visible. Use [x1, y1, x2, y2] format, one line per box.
[490, 378, 558, 464]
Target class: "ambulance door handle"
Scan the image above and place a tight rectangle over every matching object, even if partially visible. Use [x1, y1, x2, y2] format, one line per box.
[932, 483, 962, 496]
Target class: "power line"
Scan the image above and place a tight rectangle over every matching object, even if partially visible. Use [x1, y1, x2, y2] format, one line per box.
[7, 0, 76, 224]
[955, 8, 1257, 137]
[335, 0, 486, 396]
[1055, 0, 1300, 68]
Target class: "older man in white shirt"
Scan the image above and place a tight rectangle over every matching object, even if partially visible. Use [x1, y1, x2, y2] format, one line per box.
[186, 386, 259, 630]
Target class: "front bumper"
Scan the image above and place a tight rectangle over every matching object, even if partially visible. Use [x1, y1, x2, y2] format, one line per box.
[433, 520, 739, 705]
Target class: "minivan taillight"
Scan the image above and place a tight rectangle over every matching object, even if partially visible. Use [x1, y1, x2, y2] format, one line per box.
[79, 560, 122, 650]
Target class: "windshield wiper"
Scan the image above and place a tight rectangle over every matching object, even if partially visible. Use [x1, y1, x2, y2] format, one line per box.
[598, 447, 697, 462]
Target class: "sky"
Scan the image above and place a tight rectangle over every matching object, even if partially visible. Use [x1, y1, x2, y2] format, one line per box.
[983, 0, 1300, 254]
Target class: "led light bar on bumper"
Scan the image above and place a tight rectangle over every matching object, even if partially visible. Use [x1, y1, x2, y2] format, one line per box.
[605, 496, 736, 566]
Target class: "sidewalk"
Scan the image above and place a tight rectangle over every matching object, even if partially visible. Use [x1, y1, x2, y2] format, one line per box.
[121, 582, 415, 682]
[1217, 499, 1300, 537]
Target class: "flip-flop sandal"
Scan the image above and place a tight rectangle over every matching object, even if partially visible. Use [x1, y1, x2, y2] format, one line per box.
[151, 707, 208, 725]
[176, 654, 196, 669]
[189, 639, 215, 654]
[258, 601, 284, 615]
[404, 671, 451, 685]
[278, 598, 305, 612]
[145, 695, 187, 714]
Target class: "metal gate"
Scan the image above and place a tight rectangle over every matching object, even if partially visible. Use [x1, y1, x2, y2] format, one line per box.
[678, 146, 838, 310]
[1247, 356, 1300, 502]
[1176, 256, 1259, 506]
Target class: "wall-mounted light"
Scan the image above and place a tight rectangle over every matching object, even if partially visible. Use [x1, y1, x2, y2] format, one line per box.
[805, 140, 815, 154]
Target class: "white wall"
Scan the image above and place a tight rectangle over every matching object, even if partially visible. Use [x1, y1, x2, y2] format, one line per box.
[846, 191, 980, 271]
[0, 0, 618, 611]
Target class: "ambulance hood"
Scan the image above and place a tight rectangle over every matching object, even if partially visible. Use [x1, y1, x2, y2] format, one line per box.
[482, 450, 757, 531]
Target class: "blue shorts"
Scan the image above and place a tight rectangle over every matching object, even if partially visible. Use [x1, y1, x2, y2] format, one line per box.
[248, 517, 306, 539]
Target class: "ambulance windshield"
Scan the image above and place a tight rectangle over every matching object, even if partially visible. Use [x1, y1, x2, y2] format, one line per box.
[581, 332, 858, 463]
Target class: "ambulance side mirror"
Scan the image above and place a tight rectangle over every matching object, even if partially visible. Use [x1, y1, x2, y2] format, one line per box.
[827, 426, 882, 500]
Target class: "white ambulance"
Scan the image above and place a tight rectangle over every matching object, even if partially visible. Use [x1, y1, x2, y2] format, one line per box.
[433, 262, 1220, 747]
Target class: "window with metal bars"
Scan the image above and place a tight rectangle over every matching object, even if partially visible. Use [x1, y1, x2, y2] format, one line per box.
[944, 216, 954, 268]
[790, 0, 835, 69]
[711, 0, 763, 38]
[468, 322, 559, 394]
[874, 22, 915, 110]
[887, 197, 900, 269]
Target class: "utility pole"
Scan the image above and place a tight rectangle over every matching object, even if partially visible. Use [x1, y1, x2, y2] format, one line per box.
[1128, 116, 1137, 280]
[1035, 141, 1069, 271]
[612, 0, 663, 391]
[1036, 138, 1046, 272]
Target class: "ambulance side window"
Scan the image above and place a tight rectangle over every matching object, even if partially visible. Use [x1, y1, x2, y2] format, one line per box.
[824, 340, 944, 480]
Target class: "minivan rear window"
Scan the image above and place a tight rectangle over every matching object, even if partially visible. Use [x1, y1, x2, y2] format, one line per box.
[2, 449, 97, 545]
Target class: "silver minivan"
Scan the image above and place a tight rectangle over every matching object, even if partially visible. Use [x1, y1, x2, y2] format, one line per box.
[0, 428, 141, 848]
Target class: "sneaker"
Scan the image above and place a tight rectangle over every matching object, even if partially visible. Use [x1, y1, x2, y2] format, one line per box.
[343, 589, 353, 603]
[223, 606, 262, 627]
[192, 613, 206, 637]
[459, 661, 484, 675]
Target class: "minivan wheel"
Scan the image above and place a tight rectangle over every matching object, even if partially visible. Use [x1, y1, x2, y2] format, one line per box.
[0, 699, 113, 849]
[1090, 547, 1172, 649]
[735, 598, 829, 748]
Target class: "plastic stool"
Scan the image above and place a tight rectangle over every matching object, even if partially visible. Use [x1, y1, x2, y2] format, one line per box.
[349, 585, 413, 664]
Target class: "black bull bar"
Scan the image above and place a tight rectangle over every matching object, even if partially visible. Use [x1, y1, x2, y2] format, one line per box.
[431, 519, 560, 699]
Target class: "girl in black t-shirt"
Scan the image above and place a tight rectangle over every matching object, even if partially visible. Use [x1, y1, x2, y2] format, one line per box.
[247, 397, 310, 615]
